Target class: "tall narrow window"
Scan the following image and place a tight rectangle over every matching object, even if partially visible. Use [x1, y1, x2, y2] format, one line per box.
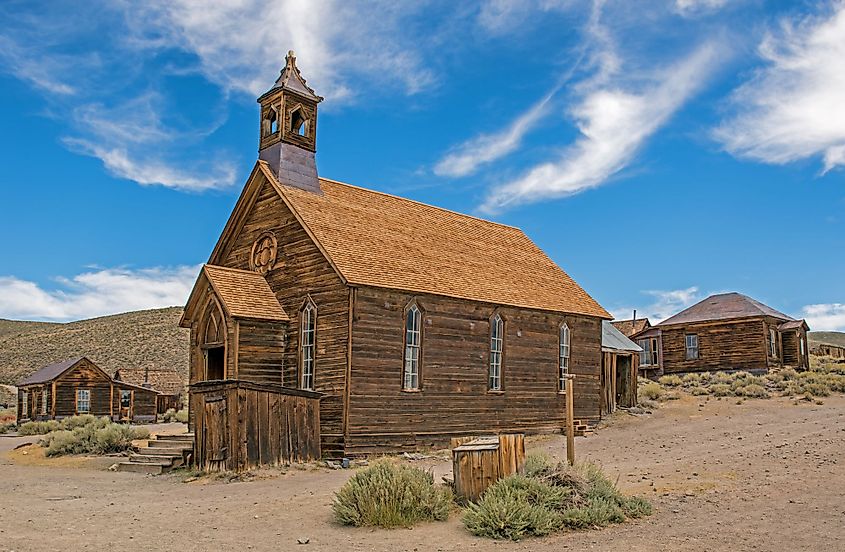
[22, 392, 28, 418]
[77, 389, 90, 414]
[559, 323, 571, 391]
[41, 389, 47, 415]
[403, 303, 422, 390]
[685, 334, 699, 360]
[650, 338, 659, 365]
[300, 300, 316, 390]
[800, 337, 805, 356]
[769, 329, 777, 357]
[489, 314, 504, 391]
[638, 339, 651, 366]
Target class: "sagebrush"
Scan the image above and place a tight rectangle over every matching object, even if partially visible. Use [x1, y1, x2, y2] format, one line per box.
[332, 460, 453, 528]
[28, 415, 149, 456]
[160, 408, 189, 423]
[463, 455, 652, 540]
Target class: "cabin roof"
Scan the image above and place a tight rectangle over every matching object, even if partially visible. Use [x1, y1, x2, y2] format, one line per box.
[611, 318, 651, 337]
[18, 357, 90, 386]
[778, 319, 809, 331]
[262, 164, 609, 318]
[203, 265, 290, 322]
[602, 321, 643, 353]
[658, 292, 795, 327]
[114, 367, 184, 396]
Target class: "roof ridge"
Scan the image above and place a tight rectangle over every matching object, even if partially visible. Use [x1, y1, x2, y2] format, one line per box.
[316, 176, 522, 232]
[204, 264, 263, 276]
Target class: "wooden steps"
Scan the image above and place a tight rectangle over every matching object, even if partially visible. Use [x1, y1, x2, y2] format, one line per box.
[570, 420, 594, 437]
[116, 433, 193, 475]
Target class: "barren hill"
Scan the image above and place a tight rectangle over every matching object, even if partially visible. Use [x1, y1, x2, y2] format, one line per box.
[809, 331, 845, 348]
[0, 307, 188, 387]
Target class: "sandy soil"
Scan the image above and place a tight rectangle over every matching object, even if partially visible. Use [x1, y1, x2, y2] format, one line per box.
[1, 396, 843, 552]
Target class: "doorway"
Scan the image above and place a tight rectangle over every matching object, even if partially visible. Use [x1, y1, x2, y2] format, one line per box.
[206, 347, 225, 380]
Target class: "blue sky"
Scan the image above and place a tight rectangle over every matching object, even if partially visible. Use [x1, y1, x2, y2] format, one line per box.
[0, 0, 843, 329]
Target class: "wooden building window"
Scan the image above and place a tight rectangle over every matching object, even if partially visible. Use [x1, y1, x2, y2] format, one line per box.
[300, 300, 317, 390]
[403, 303, 422, 391]
[685, 334, 699, 360]
[120, 390, 132, 408]
[77, 389, 90, 414]
[41, 388, 47, 415]
[800, 337, 805, 356]
[638, 338, 658, 366]
[22, 392, 28, 418]
[489, 314, 504, 391]
[769, 329, 777, 357]
[559, 323, 570, 391]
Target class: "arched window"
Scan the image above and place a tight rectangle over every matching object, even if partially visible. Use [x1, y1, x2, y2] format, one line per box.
[202, 300, 226, 381]
[204, 306, 224, 346]
[559, 323, 570, 391]
[262, 108, 278, 137]
[290, 107, 307, 136]
[403, 302, 422, 390]
[489, 314, 504, 391]
[300, 299, 317, 390]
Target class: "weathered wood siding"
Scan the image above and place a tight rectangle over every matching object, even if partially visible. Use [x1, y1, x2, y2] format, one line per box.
[111, 384, 158, 421]
[345, 286, 602, 454]
[50, 360, 113, 418]
[213, 175, 350, 454]
[190, 381, 321, 472]
[237, 320, 287, 384]
[660, 319, 769, 373]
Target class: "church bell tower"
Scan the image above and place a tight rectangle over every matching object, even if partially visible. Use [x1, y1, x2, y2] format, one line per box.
[257, 51, 323, 193]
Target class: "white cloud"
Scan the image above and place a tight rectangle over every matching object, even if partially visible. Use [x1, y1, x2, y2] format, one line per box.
[433, 91, 555, 178]
[674, 0, 730, 16]
[480, 42, 721, 213]
[714, 3, 845, 172]
[611, 286, 702, 324]
[801, 303, 845, 331]
[0, 266, 200, 322]
[127, 0, 435, 100]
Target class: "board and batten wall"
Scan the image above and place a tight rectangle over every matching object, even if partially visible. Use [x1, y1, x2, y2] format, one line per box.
[345, 286, 603, 454]
[660, 318, 778, 373]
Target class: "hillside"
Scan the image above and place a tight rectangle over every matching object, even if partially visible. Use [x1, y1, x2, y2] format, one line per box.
[809, 331, 845, 348]
[0, 307, 188, 387]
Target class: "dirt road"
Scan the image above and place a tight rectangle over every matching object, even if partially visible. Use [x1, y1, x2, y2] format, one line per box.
[2, 395, 843, 551]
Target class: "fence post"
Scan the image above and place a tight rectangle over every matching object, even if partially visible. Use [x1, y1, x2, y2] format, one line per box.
[565, 374, 575, 465]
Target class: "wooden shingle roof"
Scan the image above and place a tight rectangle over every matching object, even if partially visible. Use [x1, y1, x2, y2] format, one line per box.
[266, 166, 608, 318]
[114, 367, 185, 396]
[611, 318, 651, 337]
[203, 265, 289, 322]
[658, 292, 794, 327]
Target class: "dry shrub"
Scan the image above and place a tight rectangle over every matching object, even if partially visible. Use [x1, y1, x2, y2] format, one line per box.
[160, 408, 189, 423]
[709, 383, 733, 397]
[18, 420, 61, 436]
[35, 416, 149, 457]
[463, 455, 652, 540]
[658, 375, 683, 387]
[682, 372, 704, 385]
[689, 385, 710, 396]
[332, 460, 452, 528]
[638, 382, 664, 402]
[735, 383, 769, 398]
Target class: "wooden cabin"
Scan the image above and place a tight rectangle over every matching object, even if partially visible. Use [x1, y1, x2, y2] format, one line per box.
[180, 52, 611, 461]
[113, 367, 185, 414]
[631, 293, 810, 375]
[809, 340, 845, 360]
[16, 357, 159, 423]
[600, 321, 640, 414]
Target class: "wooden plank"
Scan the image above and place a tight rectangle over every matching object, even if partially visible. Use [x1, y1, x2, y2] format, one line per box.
[268, 391, 281, 465]
[258, 390, 270, 465]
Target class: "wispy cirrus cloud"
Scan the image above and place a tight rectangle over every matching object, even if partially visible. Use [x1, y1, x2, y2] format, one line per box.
[0, 266, 200, 322]
[673, 0, 730, 17]
[801, 303, 845, 331]
[611, 286, 702, 324]
[714, 2, 845, 173]
[479, 38, 722, 213]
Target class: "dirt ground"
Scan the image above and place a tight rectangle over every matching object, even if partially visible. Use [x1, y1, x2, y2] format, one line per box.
[2, 396, 844, 552]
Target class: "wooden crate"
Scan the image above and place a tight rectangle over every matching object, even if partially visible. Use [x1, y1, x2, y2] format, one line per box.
[452, 434, 525, 502]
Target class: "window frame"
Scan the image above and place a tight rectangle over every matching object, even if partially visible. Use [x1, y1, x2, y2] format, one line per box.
[299, 298, 317, 391]
[22, 391, 28, 419]
[120, 389, 132, 409]
[800, 337, 805, 356]
[685, 334, 699, 360]
[41, 388, 48, 416]
[638, 338, 652, 366]
[402, 301, 423, 391]
[769, 328, 777, 358]
[488, 313, 505, 392]
[76, 389, 91, 414]
[559, 322, 571, 392]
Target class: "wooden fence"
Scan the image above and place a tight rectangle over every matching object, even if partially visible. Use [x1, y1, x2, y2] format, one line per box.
[190, 380, 321, 472]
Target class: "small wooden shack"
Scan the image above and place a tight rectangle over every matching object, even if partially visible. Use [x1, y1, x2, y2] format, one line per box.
[452, 434, 525, 502]
[16, 357, 159, 423]
[190, 380, 321, 472]
[632, 293, 810, 375]
[114, 366, 186, 414]
[600, 321, 640, 415]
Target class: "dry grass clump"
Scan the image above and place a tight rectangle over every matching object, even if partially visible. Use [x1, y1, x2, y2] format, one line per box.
[332, 460, 453, 528]
[638, 382, 664, 402]
[463, 455, 652, 540]
[160, 408, 189, 423]
[27, 415, 149, 456]
[658, 375, 683, 387]
[18, 419, 62, 435]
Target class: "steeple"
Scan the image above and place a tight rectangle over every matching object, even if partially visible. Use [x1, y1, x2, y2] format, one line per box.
[257, 51, 324, 193]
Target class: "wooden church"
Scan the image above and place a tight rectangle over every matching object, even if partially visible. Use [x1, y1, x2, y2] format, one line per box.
[181, 52, 610, 460]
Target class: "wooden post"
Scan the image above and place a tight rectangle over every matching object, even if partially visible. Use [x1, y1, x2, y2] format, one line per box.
[564, 375, 575, 465]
